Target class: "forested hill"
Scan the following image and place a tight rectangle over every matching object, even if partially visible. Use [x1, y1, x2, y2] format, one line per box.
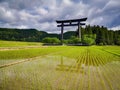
[0, 25, 120, 45]
[0, 28, 60, 42]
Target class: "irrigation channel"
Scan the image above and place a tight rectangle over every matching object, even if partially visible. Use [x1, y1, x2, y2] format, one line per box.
[0, 46, 120, 90]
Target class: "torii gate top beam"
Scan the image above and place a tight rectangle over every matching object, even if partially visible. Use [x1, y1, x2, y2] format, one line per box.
[56, 18, 87, 23]
[56, 17, 87, 27]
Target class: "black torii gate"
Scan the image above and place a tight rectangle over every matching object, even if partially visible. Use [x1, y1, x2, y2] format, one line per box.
[56, 17, 87, 44]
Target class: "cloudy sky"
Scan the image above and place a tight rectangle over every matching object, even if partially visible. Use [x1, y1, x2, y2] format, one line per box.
[0, 0, 120, 33]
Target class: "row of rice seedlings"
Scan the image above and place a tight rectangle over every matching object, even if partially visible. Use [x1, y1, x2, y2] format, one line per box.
[103, 46, 120, 54]
[98, 48, 120, 77]
[54, 47, 86, 89]
[53, 53, 80, 89]
[55, 49, 85, 90]
[93, 51, 106, 90]
[61, 47, 86, 59]
[94, 47, 118, 89]
[92, 53, 107, 90]
[97, 52, 114, 90]
[89, 49, 98, 90]
[75, 49, 87, 90]
[101, 49, 120, 69]
[101, 62, 119, 90]
[75, 50, 86, 89]
[52, 46, 75, 57]
[82, 47, 90, 90]
[90, 52, 98, 90]
[91, 54, 103, 90]
[96, 53, 113, 90]
[65, 56, 82, 90]
[87, 48, 91, 90]
[68, 50, 86, 90]
[83, 47, 96, 90]
[81, 48, 88, 90]
[98, 50, 120, 90]
[101, 50, 118, 75]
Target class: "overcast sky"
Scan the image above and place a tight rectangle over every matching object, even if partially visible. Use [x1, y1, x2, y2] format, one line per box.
[0, 0, 120, 33]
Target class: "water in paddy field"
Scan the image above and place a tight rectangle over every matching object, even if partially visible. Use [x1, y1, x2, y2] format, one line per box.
[0, 53, 120, 90]
[55, 55, 120, 90]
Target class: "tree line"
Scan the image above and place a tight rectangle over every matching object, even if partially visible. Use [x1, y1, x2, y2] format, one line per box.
[81, 25, 120, 45]
[0, 25, 120, 45]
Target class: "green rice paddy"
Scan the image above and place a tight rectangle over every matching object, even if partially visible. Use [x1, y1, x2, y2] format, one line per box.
[0, 40, 42, 47]
[0, 41, 120, 90]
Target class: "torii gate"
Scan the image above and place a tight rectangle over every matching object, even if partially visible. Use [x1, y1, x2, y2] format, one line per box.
[56, 17, 87, 44]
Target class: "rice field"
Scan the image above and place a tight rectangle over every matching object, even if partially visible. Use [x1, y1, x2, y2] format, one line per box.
[0, 40, 42, 47]
[0, 43, 120, 90]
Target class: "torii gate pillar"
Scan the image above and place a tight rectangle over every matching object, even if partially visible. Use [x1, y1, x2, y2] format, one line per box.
[61, 23, 64, 44]
[78, 22, 81, 40]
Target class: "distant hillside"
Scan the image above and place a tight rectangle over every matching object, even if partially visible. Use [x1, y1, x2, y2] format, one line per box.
[0, 28, 59, 42]
[0, 25, 120, 45]
[0, 28, 77, 42]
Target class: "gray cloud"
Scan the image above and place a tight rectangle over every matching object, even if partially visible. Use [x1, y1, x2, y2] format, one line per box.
[0, 0, 120, 33]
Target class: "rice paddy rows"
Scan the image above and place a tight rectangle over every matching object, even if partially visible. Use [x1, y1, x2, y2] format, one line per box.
[0, 46, 120, 90]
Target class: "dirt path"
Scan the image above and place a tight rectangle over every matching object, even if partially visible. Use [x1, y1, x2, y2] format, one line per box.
[0, 46, 48, 51]
[0, 56, 40, 68]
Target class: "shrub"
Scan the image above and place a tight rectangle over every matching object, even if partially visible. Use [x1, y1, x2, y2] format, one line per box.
[82, 34, 96, 45]
[42, 37, 60, 44]
[67, 36, 81, 44]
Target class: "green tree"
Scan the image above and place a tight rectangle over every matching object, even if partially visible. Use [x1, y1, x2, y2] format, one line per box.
[82, 34, 96, 45]
[67, 36, 81, 44]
